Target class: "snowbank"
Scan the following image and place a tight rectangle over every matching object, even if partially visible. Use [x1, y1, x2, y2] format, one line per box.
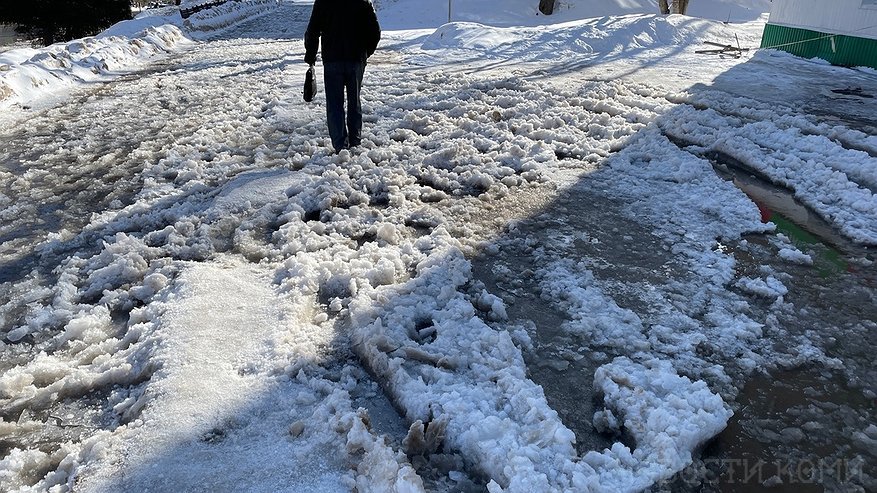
[0, 0, 280, 112]
[0, 11, 189, 111]
[184, 0, 280, 35]
[410, 11, 766, 69]
[380, 0, 771, 29]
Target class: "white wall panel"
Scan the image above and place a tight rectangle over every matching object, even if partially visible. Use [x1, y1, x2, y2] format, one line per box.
[769, 0, 877, 40]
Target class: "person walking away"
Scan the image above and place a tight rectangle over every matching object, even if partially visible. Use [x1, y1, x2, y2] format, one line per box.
[304, 0, 381, 153]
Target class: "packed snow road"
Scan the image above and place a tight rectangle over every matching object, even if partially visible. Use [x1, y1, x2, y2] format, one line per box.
[1, 2, 876, 492]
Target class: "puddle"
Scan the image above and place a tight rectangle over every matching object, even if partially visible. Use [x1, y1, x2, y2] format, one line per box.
[716, 167, 853, 279]
[656, 366, 876, 493]
[648, 153, 877, 493]
[707, 151, 876, 265]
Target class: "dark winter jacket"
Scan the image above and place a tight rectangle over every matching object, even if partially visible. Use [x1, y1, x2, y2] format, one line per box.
[304, 0, 381, 65]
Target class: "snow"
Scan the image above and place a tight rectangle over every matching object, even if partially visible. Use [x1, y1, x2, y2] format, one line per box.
[655, 97, 877, 244]
[0, 0, 281, 113]
[380, 0, 772, 29]
[777, 247, 813, 265]
[74, 258, 359, 492]
[0, 11, 190, 112]
[409, 12, 768, 71]
[593, 357, 733, 485]
[735, 275, 788, 299]
[0, 0, 875, 492]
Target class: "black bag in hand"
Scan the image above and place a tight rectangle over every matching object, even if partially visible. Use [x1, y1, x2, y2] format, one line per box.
[303, 65, 317, 102]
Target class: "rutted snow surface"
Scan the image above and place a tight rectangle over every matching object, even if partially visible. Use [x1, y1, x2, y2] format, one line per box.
[1, 1, 876, 492]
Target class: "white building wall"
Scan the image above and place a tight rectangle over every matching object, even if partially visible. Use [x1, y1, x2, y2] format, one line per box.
[769, 0, 877, 40]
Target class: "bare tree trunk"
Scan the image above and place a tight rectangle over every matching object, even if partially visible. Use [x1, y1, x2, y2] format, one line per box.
[658, 0, 670, 15]
[539, 0, 556, 15]
[672, 0, 688, 15]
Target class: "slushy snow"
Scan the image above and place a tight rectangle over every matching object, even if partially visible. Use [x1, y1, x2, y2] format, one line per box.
[1, 0, 875, 492]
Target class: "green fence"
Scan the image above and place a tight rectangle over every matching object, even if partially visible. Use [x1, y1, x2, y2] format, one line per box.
[761, 23, 877, 69]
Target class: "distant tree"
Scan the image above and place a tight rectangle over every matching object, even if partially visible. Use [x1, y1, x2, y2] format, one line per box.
[659, 0, 670, 14]
[660, 0, 690, 15]
[538, 0, 556, 16]
[0, 0, 131, 46]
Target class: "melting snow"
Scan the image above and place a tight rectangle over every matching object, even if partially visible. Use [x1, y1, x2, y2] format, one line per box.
[1, 0, 875, 492]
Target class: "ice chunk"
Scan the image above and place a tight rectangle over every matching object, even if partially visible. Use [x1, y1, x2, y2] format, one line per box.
[735, 276, 788, 299]
[777, 247, 813, 265]
[594, 357, 733, 475]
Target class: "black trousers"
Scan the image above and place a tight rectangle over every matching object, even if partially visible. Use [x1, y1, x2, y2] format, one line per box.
[323, 60, 366, 152]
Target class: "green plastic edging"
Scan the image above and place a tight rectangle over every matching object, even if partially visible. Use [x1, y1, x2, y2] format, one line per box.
[761, 23, 877, 69]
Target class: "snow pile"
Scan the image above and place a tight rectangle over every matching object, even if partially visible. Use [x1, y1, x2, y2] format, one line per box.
[422, 22, 521, 52]
[0, 13, 189, 110]
[184, 0, 280, 35]
[416, 13, 764, 65]
[380, 0, 770, 29]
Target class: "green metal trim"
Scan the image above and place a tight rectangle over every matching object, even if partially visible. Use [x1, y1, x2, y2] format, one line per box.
[761, 23, 877, 69]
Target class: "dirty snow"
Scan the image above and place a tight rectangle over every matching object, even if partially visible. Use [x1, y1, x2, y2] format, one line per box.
[1, 0, 875, 492]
